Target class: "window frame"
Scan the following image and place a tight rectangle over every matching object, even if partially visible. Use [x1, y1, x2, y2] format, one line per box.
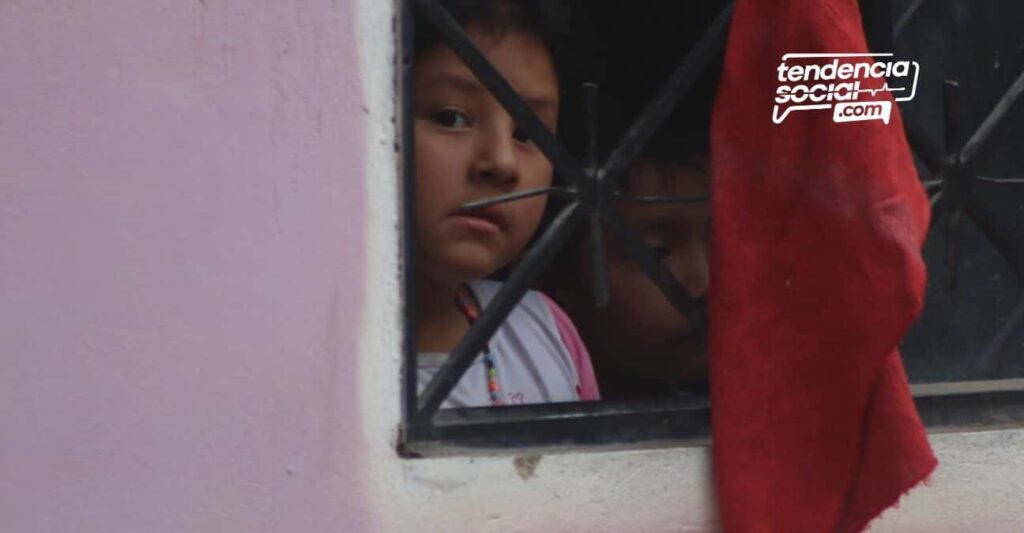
[399, 0, 1024, 458]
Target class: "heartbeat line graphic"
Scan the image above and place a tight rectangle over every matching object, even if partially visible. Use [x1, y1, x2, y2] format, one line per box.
[856, 84, 906, 96]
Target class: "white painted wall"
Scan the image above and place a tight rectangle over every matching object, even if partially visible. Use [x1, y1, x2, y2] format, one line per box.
[355, 3, 1024, 532]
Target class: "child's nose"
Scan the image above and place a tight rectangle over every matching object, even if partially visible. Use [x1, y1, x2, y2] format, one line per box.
[672, 245, 710, 300]
[470, 126, 518, 189]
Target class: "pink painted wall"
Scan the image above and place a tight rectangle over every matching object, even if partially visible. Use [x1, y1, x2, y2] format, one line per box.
[0, 1, 372, 531]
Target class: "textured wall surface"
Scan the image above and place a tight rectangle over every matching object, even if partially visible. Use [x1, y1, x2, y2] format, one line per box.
[1, 1, 1021, 532]
[0, 1, 372, 531]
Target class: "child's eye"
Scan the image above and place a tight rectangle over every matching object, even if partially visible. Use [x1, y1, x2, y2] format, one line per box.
[511, 126, 531, 144]
[431, 109, 470, 128]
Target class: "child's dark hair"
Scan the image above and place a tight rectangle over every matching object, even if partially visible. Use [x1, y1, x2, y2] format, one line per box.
[542, 1, 722, 278]
[586, 1, 724, 180]
[412, 0, 584, 186]
[413, 0, 572, 73]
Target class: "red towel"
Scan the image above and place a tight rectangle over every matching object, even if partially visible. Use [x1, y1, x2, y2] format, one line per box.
[709, 1, 937, 532]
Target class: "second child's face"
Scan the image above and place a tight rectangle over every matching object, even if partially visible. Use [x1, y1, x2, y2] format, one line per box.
[572, 162, 711, 395]
[414, 27, 559, 286]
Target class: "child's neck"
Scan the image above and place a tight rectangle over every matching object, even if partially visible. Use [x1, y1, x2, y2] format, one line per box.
[415, 275, 471, 354]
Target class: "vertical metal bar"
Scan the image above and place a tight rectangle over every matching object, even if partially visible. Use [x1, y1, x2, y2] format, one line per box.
[400, 0, 420, 432]
[942, 81, 964, 290]
[944, 80, 962, 159]
[940, 81, 970, 205]
[944, 208, 961, 290]
[903, 121, 945, 176]
[583, 83, 599, 173]
[587, 215, 610, 308]
[929, 189, 946, 233]
[581, 83, 610, 308]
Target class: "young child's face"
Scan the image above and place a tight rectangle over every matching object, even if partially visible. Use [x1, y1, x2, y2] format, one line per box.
[414, 26, 559, 286]
[574, 161, 711, 394]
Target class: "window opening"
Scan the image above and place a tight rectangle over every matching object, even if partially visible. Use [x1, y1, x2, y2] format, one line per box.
[870, 0, 1024, 427]
[889, 0, 1024, 385]
[401, 0, 1024, 456]
[401, 0, 730, 454]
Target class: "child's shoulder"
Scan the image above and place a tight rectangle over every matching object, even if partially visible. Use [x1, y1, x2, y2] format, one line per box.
[467, 279, 550, 316]
[467, 279, 570, 347]
[468, 280, 569, 340]
[468, 279, 601, 401]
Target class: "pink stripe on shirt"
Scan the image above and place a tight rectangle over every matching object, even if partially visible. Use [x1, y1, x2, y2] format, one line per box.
[539, 293, 601, 401]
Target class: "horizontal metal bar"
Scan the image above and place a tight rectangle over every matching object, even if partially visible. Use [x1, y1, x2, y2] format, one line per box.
[401, 383, 1024, 455]
[976, 176, 1024, 185]
[959, 67, 1024, 166]
[435, 395, 709, 427]
[402, 396, 711, 456]
[616, 192, 712, 204]
[914, 387, 1024, 432]
[599, 2, 734, 185]
[415, 202, 587, 421]
[415, 0, 589, 188]
[911, 379, 1024, 397]
[459, 187, 575, 211]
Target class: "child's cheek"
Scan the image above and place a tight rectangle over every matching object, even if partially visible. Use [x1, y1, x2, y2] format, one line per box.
[608, 267, 683, 337]
[521, 153, 554, 188]
[513, 196, 548, 237]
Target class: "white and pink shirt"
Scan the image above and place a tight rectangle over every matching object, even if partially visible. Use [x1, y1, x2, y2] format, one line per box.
[417, 279, 601, 408]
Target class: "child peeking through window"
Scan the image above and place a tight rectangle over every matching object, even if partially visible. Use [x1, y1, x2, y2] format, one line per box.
[546, 136, 712, 400]
[542, 0, 720, 400]
[413, 0, 600, 408]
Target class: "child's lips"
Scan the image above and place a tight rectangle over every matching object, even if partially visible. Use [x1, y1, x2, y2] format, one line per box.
[451, 205, 509, 232]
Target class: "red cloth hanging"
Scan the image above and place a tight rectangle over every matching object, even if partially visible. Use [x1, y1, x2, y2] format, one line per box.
[709, 1, 937, 531]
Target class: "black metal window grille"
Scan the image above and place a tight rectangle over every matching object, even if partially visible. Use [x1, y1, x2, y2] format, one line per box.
[853, 0, 1024, 427]
[400, 0, 1024, 456]
[401, 0, 728, 455]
